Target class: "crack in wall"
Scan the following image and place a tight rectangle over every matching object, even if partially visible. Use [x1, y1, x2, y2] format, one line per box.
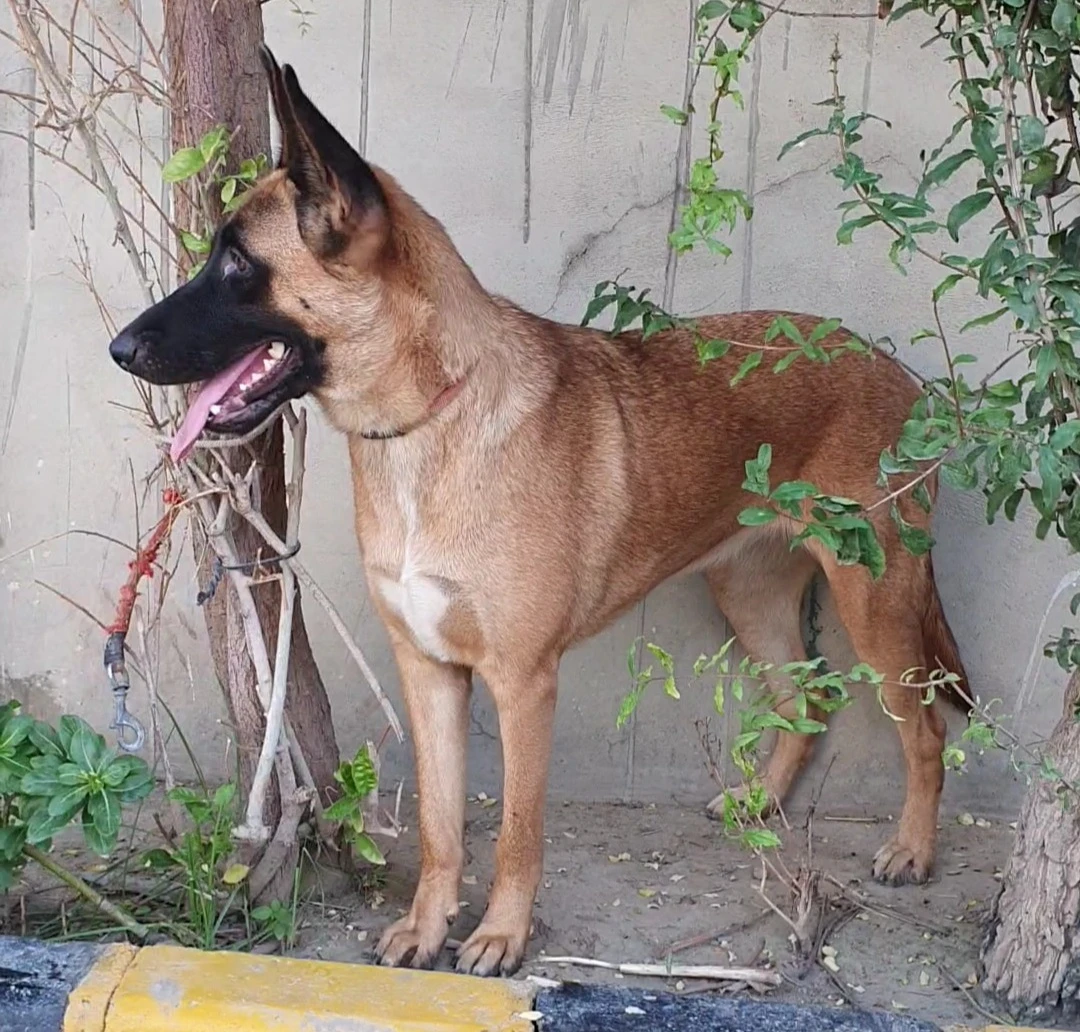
[357, 0, 372, 156]
[545, 189, 675, 315]
[523, 0, 535, 243]
[2, 63, 37, 460]
[445, 6, 474, 99]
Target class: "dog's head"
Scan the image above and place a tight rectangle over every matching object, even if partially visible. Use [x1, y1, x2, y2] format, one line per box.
[108, 47, 403, 461]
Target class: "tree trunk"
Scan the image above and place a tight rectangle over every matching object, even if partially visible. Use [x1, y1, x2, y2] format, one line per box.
[981, 666, 1080, 1022]
[162, 0, 341, 889]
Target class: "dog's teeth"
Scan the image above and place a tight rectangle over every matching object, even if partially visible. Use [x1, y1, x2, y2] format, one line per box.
[263, 358, 276, 372]
[239, 381, 250, 392]
[268, 342, 285, 360]
[250, 371, 264, 383]
[209, 404, 222, 416]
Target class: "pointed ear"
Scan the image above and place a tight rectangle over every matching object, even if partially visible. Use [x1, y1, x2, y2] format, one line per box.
[258, 45, 296, 169]
[276, 61, 389, 268]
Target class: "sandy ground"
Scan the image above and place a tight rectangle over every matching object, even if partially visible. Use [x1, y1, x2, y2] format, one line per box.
[288, 796, 1012, 1029]
[1, 787, 1017, 1028]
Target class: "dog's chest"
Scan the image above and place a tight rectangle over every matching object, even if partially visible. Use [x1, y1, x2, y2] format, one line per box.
[365, 459, 468, 663]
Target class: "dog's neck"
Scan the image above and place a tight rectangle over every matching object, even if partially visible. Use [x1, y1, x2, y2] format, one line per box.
[323, 177, 555, 446]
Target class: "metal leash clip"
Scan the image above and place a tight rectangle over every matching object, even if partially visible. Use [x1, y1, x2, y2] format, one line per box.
[104, 630, 145, 753]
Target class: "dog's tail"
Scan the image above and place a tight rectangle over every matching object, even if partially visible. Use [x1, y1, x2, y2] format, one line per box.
[922, 558, 969, 713]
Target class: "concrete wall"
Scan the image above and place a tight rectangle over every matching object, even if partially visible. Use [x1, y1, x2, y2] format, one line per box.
[0, 0, 1070, 819]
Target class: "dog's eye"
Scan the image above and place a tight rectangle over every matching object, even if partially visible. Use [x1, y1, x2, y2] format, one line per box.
[223, 248, 250, 279]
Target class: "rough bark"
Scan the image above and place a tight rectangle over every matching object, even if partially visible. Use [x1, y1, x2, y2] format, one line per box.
[162, 0, 340, 853]
[981, 666, 1080, 1022]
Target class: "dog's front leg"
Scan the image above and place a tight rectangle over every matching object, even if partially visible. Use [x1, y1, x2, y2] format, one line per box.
[456, 657, 557, 977]
[375, 633, 471, 969]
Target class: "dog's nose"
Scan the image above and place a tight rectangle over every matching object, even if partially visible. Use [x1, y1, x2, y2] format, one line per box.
[109, 328, 156, 371]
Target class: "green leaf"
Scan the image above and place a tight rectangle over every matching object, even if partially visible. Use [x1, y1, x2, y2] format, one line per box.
[946, 192, 993, 242]
[1052, 0, 1077, 36]
[742, 443, 772, 495]
[222, 863, 250, 886]
[741, 828, 781, 850]
[161, 147, 207, 183]
[1050, 422, 1080, 451]
[81, 806, 111, 857]
[778, 128, 828, 160]
[85, 790, 121, 854]
[25, 804, 77, 845]
[790, 717, 827, 734]
[807, 318, 842, 346]
[198, 125, 228, 161]
[698, 338, 731, 362]
[737, 507, 777, 526]
[220, 177, 238, 205]
[755, 712, 795, 732]
[582, 290, 614, 327]
[212, 781, 237, 811]
[323, 796, 359, 823]
[836, 215, 878, 245]
[27, 721, 62, 758]
[772, 351, 801, 374]
[696, 0, 729, 18]
[920, 149, 976, 194]
[0, 825, 27, 861]
[766, 316, 805, 346]
[353, 832, 386, 866]
[891, 505, 934, 556]
[959, 307, 1007, 333]
[941, 459, 978, 491]
[350, 746, 379, 797]
[858, 526, 887, 580]
[0, 714, 33, 753]
[180, 230, 211, 255]
[971, 117, 999, 169]
[1018, 116, 1047, 155]
[730, 351, 763, 386]
[660, 104, 689, 126]
[48, 784, 88, 817]
[116, 767, 154, 805]
[932, 273, 964, 303]
[21, 766, 64, 797]
[770, 480, 818, 505]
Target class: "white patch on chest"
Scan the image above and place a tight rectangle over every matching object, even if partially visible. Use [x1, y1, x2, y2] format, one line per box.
[374, 572, 453, 662]
[372, 450, 453, 662]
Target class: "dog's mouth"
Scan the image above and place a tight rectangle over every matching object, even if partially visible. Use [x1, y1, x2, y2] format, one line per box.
[170, 341, 304, 463]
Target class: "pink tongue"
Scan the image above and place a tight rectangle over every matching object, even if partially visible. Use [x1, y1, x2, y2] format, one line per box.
[170, 346, 270, 464]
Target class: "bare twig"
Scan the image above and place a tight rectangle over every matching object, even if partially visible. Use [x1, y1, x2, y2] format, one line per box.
[238, 504, 405, 743]
[23, 843, 149, 940]
[537, 955, 782, 986]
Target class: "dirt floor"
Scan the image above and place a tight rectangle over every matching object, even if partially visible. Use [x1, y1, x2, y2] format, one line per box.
[287, 796, 1013, 1029]
[0, 788, 1018, 1028]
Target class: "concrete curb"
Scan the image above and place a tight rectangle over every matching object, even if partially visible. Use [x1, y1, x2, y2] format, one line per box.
[0, 935, 1068, 1032]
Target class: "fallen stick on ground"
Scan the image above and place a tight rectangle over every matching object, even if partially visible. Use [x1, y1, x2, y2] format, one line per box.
[534, 955, 782, 986]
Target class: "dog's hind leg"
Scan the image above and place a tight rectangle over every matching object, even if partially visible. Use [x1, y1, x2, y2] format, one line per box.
[704, 532, 821, 817]
[814, 543, 947, 886]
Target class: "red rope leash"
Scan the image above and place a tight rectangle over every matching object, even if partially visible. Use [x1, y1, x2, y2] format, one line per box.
[106, 487, 184, 636]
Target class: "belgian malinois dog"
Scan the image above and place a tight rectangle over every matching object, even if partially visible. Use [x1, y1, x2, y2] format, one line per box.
[108, 47, 966, 976]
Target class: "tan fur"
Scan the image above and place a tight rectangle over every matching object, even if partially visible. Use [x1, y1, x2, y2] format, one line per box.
[222, 66, 969, 977]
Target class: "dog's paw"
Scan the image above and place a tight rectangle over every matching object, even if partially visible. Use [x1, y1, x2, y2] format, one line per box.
[872, 834, 933, 886]
[455, 921, 528, 977]
[375, 911, 451, 970]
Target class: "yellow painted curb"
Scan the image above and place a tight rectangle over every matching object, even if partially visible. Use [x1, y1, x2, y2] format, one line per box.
[70, 942, 536, 1032]
[64, 943, 139, 1032]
